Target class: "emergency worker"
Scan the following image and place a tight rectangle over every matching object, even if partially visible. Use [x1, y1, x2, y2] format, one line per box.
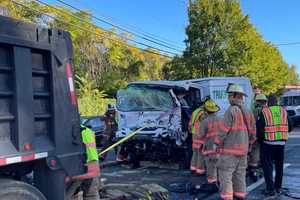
[257, 94, 291, 196]
[218, 84, 256, 200]
[197, 99, 221, 192]
[248, 94, 267, 174]
[188, 99, 208, 175]
[102, 104, 118, 160]
[103, 104, 118, 139]
[80, 125, 100, 200]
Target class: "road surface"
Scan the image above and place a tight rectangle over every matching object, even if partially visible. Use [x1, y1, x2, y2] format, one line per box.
[98, 127, 300, 199]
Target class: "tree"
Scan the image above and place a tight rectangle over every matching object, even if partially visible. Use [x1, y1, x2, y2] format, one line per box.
[1, 0, 170, 98]
[287, 64, 299, 85]
[163, 0, 289, 93]
[183, 0, 251, 77]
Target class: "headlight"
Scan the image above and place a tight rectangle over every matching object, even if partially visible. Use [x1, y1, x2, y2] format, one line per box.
[296, 108, 300, 113]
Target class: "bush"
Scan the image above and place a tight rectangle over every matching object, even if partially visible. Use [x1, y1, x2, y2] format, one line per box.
[76, 74, 115, 116]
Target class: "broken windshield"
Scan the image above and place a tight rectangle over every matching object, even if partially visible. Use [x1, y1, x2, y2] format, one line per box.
[117, 86, 175, 111]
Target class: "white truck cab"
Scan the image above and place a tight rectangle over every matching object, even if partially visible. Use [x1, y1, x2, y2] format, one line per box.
[115, 77, 253, 166]
[281, 90, 300, 125]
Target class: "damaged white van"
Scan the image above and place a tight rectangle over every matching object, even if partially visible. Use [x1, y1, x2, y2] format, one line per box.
[116, 77, 253, 168]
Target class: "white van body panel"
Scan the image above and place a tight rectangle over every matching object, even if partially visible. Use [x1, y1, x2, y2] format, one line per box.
[281, 90, 300, 124]
[180, 77, 253, 115]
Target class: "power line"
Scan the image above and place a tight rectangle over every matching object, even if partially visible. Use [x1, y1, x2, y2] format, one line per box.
[35, 0, 180, 55]
[65, 0, 185, 49]
[33, 0, 178, 56]
[276, 42, 300, 46]
[11, 0, 174, 58]
[28, 0, 177, 56]
[55, 0, 184, 52]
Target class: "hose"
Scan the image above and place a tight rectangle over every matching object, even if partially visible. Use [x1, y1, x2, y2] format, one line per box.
[98, 126, 147, 157]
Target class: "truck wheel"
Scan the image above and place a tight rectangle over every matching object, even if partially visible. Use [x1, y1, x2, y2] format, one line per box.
[0, 179, 46, 200]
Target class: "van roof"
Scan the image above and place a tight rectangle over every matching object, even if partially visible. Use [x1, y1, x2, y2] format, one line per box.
[128, 80, 192, 90]
[282, 90, 300, 97]
[129, 77, 250, 91]
[183, 76, 250, 83]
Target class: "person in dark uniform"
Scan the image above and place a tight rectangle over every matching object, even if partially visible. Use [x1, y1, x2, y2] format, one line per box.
[257, 94, 292, 196]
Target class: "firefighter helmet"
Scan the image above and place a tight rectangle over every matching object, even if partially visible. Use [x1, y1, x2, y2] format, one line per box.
[204, 99, 220, 113]
[226, 83, 247, 96]
[255, 94, 267, 101]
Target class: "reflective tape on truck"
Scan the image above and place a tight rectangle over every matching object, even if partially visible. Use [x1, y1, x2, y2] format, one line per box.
[0, 152, 48, 166]
[66, 63, 77, 105]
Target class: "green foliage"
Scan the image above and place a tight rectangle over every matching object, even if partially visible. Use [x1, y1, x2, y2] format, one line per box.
[2, 0, 295, 98]
[287, 64, 299, 85]
[76, 74, 115, 116]
[163, 0, 292, 94]
[1, 0, 169, 115]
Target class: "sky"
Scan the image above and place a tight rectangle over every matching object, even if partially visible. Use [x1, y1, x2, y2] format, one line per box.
[45, 0, 300, 74]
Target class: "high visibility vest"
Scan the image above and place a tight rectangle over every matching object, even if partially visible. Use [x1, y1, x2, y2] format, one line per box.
[81, 125, 99, 163]
[189, 108, 204, 135]
[262, 106, 288, 141]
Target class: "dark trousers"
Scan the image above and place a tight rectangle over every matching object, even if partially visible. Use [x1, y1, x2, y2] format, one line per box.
[260, 143, 285, 191]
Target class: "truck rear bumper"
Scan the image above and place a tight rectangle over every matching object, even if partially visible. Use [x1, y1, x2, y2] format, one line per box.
[69, 161, 100, 182]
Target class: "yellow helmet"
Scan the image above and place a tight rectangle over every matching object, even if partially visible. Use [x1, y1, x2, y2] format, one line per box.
[204, 99, 220, 113]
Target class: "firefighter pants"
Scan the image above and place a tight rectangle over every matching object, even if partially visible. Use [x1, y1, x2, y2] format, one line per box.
[218, 155, 247, 200]
[190, 147, 205, 174]
[248, 142, 260, 167]
[205, 155, 218, 183]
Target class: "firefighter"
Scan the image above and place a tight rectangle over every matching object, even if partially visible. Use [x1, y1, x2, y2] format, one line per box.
[218, 84, 256, 200]
[257, 94, 291, 196]
[102, 104, 118, 160]
[80, 125, 100, 200]
[197, 99, 221, 193]
[189, 98, 208, 175]
[248, 94, 267, 177]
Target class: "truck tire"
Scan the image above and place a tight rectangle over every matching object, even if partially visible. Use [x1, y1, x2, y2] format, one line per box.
[0, 179, 46, 200]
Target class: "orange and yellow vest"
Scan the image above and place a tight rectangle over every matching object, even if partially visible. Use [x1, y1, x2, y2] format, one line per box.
[262, 106, 288, 141]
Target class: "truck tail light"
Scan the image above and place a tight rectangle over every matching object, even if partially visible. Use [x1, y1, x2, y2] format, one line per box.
[66, 63, 77, 105]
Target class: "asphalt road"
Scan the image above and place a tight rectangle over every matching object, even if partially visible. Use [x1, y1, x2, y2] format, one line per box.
[246, 126, 300, 200]
[99, 127, 300, 199]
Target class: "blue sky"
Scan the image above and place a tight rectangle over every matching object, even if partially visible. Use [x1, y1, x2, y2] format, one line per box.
[45, 0, 300, 73]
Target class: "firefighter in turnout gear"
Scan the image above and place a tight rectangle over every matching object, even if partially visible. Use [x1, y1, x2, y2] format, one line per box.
[197, 99, 221, 193]
[248, 94, 267, 178]
[218, 84, 256, 200]
[257, 94, 291, 196]
[189, 99, 208, 175]
[102, 104, 118, 160]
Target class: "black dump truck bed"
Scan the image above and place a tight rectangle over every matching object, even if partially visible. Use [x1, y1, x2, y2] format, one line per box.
[0, 15, 87, 200]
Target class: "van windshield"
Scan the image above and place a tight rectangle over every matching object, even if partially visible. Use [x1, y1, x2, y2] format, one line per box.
[281, 96, 300, 106]
[117, 86, 175, 111]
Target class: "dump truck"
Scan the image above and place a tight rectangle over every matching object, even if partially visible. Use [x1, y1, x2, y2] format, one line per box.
[0, 16, 99, 200]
